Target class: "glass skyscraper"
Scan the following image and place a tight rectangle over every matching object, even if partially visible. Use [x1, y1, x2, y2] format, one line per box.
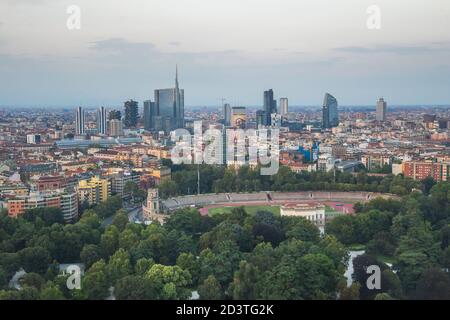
[143, 100, 157, 131]
[75, 106, 85, 135]
[154, 66, 184, 132]
[322, 93, 339, 129]
[97, 106, 107, 135]
[263, 89, 277, 126]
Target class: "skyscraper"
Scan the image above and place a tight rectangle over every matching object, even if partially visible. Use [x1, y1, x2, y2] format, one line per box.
[263, 89, 277, 125]
[124, 100, 138, 128]
[108, 119, 124, 137]
[109, 109, 121, 121]
[279, 98, 288, 116]
[223, 103, 231, 126]
[376, 98, 387, 121]
[143, 100, 157, 131]
[154, 66, 185, 132]
[97, 106, 107, 135]
[322, 93, 339, 129]
[256, 110, 265, 127]
[75, 106, 85, 135]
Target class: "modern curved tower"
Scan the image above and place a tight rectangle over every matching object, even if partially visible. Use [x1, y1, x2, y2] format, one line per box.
[322, 93, 339, 129]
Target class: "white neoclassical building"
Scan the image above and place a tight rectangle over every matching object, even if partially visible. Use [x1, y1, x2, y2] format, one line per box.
[280, 203, 326, 226]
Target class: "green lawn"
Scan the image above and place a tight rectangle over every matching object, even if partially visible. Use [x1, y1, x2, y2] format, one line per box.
[325, 205, 343, 218]
[347, 244, 366, 251]
[377, 255, 397, 265]
[208, 205, 280, 216]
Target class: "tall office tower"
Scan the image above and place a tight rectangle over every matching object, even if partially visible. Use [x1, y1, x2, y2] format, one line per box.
[256, 110, 265, 127]
[154, 66, 185, 132]
[96, 106, 107, 135]
[108, 119, 124, 137]
[322, 93, 339, 129]
[75, 106, 85, 135]
[124, 100, 138, 128]
[143, 100, 157, 131]
[231, 107, 247, 129]
[263, 89, 277, 125]
[376, 98, 387, 121]
[279, 98, 289, 116]
[109, 109, 121, 121]
[223, 103, 231, 126]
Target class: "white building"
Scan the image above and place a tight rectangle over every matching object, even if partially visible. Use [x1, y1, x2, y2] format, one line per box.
[280, 203, 325, 226]
[279, 98, 288, 116]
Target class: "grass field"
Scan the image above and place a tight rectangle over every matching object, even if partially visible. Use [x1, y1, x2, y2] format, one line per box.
[208, 205, 280, 216]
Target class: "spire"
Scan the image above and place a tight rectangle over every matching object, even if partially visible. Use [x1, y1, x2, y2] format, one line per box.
[175, 64, 179, 90]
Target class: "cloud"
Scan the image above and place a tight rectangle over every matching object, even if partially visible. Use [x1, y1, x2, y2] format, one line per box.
[90, 38, 156, 53]
[169, 41, 181, 46]
[6, 0, 49, 5]
[88, 37, 246, 67]
[333, 43, 450, 55]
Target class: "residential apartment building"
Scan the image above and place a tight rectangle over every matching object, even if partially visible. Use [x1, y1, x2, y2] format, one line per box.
[402, 160, 449, 182]
[77, 176, 111, 205]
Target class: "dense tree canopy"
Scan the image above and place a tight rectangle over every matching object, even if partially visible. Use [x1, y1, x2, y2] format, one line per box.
[0, 177, 448, 300]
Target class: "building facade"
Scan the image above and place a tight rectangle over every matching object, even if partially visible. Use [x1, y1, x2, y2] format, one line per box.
[231, 107, 247, 129]
[153, 67, 184, 132]
[403, 160, 449, 182]
[97, 106, 108, 135]
[376, 98, 387, 122]
[322, 93, 339, 129]
[263, 89, 277, 126]
[77, 176, 111, 205]
[279, 98, 288, 116]
[108, 119, 124, 137]
[75, 106, 85, 135]
[280, 203, 326, 226]
[143, 100, 157, 131]
[223, 103, 231, 126]
[124, 100, 138, 128]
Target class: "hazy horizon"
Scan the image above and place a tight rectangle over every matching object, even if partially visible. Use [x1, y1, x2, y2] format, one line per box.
[1, 0, 450, 106]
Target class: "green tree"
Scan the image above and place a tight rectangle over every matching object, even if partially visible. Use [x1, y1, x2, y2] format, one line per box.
[82, 260, 110, 300]
[413, 267, 450, 300]
[198, 275, 223, 300]
[135, 258, 155, 275]
[80, 244, 101, 269]
[112, 210, 129, 232]
[176, 253, 200, 286]
[19, 247, 50, 274]
[284, 217, 320, 243]
[229, 261, 258, 300]
[339, 282, 361, 300]
[100, 225, 120, 258]
[40, 283, 65, 300]
[325, 215, 356, 245]
[145, 264, 192, 300]
[115, 275, 154, 300]
[20, 273, 45, 290]
[106, 249, 132, 284]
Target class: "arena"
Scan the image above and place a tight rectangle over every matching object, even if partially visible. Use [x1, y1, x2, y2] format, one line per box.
[160, 191, 399, 216]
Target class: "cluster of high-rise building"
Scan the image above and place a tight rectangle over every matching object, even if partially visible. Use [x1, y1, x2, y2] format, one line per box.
[0, 66, 448, 224]
[74, 67, 184, 137]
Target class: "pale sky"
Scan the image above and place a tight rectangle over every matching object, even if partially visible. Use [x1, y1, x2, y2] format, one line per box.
[1, 0, 450, 107]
